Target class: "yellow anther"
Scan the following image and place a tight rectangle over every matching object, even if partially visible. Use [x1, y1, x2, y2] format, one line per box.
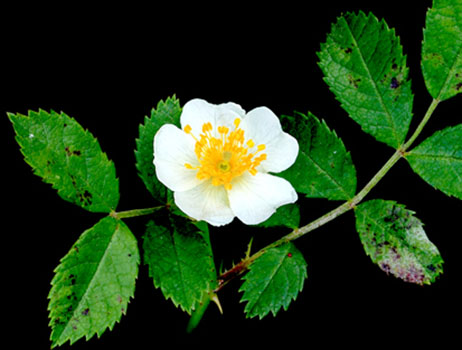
[257, 144, 266, 151]
[184, 119, 267, 189]
[247, 139, 255, 148]
[202, 122, 212, 133]
[218, 126, 229, 134]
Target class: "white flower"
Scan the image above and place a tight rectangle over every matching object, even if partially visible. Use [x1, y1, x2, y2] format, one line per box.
[153, 98, 299, 227]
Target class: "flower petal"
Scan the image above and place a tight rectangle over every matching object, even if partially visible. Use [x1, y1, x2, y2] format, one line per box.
[242, 107, 283, 145]
[174, 181, 235, 226]
[242, 107, 299, 173]
[180, 98, 245, 136]
[180, 99, 217, 134]
[228, 173, 298, 225]
[259, 132, 299, 173]
[153, 124, 201, 192]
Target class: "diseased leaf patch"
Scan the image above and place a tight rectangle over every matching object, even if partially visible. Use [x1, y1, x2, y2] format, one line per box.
[318, 11, 414, 148]
[355, 200, 443, 285]
[48, 217, 140, 347]
[7, 110, 119, 213]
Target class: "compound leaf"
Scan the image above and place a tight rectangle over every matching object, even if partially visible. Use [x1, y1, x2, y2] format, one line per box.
[48, 217, 140, 347]
[422, 0, 462, 101]
[407, 125, 462, 200]
[240, 242, 307, 319]
[135, 96, 182, 202]
[280, 112, 357, 200]
[7, 110, 119, 213]
[318, 11, 414, 148]
[143, 214, 217, 314]
[355, 200, 443, 285]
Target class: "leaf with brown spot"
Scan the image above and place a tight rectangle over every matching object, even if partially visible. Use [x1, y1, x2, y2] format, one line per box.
[7, 110, 119, 212]
[355, 199, 443, 285]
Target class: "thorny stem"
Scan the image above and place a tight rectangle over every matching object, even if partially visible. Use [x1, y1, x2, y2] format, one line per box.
[216, 98, 441, 291]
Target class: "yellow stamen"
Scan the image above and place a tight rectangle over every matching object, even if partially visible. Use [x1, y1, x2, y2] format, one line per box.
[183, 119, 267, 189]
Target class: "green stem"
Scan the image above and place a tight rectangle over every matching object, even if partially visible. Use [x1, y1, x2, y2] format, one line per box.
[403, 98, 440, 150]
[110, 206, 164, 219]
[217, 98, 441, 289]
[186, 297, 211, 333]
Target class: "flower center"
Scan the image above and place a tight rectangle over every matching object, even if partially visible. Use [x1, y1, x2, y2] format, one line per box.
[184, 118, 267, 190]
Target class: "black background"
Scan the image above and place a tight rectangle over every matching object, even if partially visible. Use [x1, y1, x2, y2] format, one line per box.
[2, 0, 461, 348]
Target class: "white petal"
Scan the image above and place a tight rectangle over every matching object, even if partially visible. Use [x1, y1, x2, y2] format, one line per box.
[174, 181, 235, 226]
[259, 132, 299, 173]
[180, 98, 244, 137]
[217, 102, 246, 119]
[242, 106, 283, 145]
[180, 99, 217, 134]
[153, 124, 201, 192]
[228, 173, 298, 225]
[242, 106, 299, 174]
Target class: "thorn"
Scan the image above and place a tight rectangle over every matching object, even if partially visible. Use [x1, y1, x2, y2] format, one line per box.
[211, 294, 223, 315]
[218, 260, 224, 275]
[245, 237, 254, 259]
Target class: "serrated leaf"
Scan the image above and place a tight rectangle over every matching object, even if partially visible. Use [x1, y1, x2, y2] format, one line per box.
[135, 96, 182, 202]
[143, 214, 217, 314]
[7, 110, 119, 213]
[279, 112, 357, 200]
[256, 203, 300, 229]
[422, 0, 462, 101]
[240, 243, 307, 319]
[48, 217, 140, 347]
[355, 200, 443, 285]
[406, 125, 462, 200]
[318, 11, 414, 148]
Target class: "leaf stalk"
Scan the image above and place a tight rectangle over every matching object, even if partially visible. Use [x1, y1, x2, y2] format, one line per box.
[110, 206, 164, 219]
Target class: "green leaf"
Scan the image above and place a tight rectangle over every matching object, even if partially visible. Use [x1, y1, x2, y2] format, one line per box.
[135, 96, 182, 202]
[355, 200, 443, 285]
[422, 0, 462, 101]
[143, 214, 217, 314]
[7, 110, 119, 213]
[240, 243, 307, 319]
[406, 125, 462, 200]
[48, 217, 140, 347]
[279, 112, 357, 200]
[256, 203, 301, 229]
[318, 11, 414, 148]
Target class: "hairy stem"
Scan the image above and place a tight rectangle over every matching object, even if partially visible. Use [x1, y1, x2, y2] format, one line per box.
[217, 98, 440, 290]
[110, 206, 164, 219]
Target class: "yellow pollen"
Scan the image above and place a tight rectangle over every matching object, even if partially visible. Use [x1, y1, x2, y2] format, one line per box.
[183, 119, 267, 189]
